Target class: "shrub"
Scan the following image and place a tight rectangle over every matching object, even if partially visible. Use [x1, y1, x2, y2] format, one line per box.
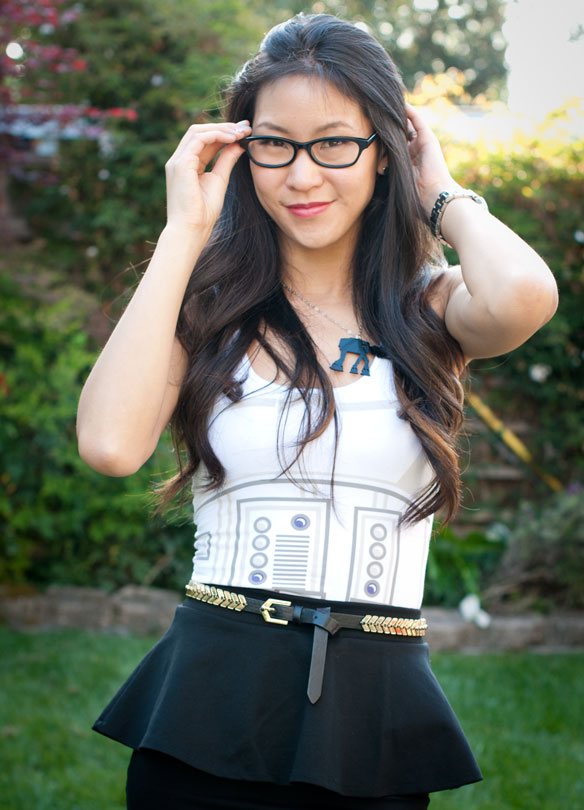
[484, 486, 584, 611]
[0, 258, 193, 590]
[424, 522, 506, 608]
[442, 106, 584, 487]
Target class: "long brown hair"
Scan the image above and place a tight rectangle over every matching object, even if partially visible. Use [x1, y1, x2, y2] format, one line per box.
[158, 13, 467, 528]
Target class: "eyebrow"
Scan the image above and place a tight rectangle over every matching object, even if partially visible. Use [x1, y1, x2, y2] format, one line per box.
[253, 120, 355, 135]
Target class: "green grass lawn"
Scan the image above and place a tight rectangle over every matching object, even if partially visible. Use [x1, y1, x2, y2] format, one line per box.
[1, 628, 583, 810]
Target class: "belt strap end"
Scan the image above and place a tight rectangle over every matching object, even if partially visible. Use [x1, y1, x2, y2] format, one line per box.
[307, 625, 328, 704]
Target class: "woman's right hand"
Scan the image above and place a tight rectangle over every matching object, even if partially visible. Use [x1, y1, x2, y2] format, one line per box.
[164, 120, 252, 234]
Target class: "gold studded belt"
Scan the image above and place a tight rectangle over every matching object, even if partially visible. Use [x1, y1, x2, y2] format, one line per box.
[185, 581, 427, 704]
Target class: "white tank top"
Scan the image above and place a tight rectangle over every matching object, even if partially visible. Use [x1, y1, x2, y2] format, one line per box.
[190, 354, 435, 609]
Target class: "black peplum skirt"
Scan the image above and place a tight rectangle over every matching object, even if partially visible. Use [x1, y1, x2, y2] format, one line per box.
[93, 586, 482, 798]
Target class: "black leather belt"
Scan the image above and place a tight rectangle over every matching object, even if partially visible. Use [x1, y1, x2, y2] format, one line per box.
[185, 581, 427, 704]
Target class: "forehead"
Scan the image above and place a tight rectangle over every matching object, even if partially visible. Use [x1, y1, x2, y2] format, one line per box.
[253, 75, 370, 135]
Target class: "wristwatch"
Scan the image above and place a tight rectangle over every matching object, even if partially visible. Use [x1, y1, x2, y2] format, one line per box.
[429, 189, 489, 248]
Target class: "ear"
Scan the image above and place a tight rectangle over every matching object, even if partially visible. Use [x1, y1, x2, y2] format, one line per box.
[376, 150, 388, 176]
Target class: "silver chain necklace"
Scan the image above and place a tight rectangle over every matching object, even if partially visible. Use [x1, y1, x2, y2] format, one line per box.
[281, 281, 363, 338]
[281, 281, 382, 377]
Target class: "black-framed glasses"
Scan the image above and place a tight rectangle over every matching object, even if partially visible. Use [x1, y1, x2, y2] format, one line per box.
[240, 133, 378, 168]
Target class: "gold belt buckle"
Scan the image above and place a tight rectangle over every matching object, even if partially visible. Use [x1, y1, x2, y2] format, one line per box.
[260, 598, 292, 625]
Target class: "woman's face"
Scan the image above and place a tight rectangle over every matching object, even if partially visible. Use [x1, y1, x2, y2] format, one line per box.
[248, 75, 385, 260]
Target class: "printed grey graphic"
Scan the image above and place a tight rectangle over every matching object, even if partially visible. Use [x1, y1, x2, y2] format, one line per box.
[191, 477, 430, 607]
[193, 531, 211, 561]
[346, 508, 401, 603]
[230, 497, 330, 597]
[246, 517, 272, 585]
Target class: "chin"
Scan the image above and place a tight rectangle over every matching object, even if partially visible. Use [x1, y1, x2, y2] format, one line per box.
[283, 222, 351, 250]
[292, 235, 342, 252]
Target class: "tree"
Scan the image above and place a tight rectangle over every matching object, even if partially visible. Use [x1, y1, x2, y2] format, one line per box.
[253, 0, 508, 98]
[8, 0, 263, 282]
[0, 0, 136, 244]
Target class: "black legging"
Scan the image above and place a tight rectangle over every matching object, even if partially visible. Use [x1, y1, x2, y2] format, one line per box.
[126, 749, 430, 810]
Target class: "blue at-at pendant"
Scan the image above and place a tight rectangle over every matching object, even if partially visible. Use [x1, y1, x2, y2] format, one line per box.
[330, 337, 382, 376]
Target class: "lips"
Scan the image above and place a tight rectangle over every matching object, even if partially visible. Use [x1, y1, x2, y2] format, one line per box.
[285, 202, 332, 218]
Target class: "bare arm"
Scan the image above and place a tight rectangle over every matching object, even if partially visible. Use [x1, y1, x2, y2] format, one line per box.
[77, 120, 251, 475]
[77, 226, 200, 475]
[438, 210, 557, 361]
[407, 103, 558, 361]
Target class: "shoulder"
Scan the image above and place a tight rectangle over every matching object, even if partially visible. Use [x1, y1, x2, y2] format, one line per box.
[424, 265, 462, 319]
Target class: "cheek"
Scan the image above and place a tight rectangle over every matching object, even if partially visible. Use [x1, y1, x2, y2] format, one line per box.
[250, 168, 277, 208]
[344, 171, 378, 210]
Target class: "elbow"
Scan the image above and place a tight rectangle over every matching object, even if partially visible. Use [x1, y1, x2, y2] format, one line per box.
[498, 269, 559, 330]
[77, 431, 149, 477]
[529, 258, 559, 325]
[528, 276, 559, 328]
[543, 278, 559, 324]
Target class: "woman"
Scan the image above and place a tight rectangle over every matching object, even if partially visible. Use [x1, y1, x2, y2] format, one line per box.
[78, 13, 558, 809]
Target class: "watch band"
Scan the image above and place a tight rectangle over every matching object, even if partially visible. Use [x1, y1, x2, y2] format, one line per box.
[429, 189, 488, 248]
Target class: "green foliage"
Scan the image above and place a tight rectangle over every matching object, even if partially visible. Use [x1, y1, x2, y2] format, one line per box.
[0, 260, 193, 589]
[425, 522, 505, 607]
[486, 486, 584, 611]
[442, 114, 584, 486]
[12, 0, 264, 285]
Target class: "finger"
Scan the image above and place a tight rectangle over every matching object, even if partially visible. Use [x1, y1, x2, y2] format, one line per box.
[172, 121, 250, 161]
[405, 101, 423, 120]
[211, 141, 246, 187]
[166, 134, 241, 181]
[170, 130, 238, 167]
[405, 103, 422, 139]
[170, 124, 225, 161]
[406, 103, 434, 136]
[174, 121, 247, 152]
[194, 129, 252, 175]
[174, 126, 251, 172]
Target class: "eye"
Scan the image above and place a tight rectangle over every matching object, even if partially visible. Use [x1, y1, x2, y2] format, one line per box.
[247, 137, 293, 165]
[260, 138, 288, 148]
[320, 138, 346, 149]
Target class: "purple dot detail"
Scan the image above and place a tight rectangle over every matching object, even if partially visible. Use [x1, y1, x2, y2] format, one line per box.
[249, 571, 266, 585]
[365, 581, 379, 596]
[291, 514, 310, 530]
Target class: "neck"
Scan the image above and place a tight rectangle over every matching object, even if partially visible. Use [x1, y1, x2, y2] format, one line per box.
[280, 239, 355, 301]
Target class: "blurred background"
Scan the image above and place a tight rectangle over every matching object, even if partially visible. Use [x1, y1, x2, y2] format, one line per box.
[2, 0, 583, 610]
[1, 1, 583, 808]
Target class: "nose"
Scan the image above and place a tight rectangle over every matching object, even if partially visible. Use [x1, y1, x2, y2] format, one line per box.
[284, 147, 324, 190]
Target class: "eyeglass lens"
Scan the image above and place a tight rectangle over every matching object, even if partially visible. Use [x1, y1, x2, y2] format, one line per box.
[247, 138, 361, 167]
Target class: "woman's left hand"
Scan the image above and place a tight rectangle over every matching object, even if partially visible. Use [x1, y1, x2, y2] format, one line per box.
[405, 102, 461, 215]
